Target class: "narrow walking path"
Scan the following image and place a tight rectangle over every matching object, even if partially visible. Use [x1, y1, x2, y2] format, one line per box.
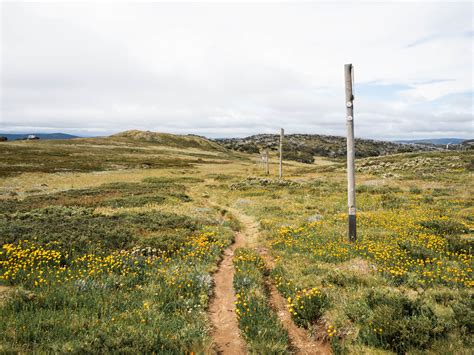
[208, 198, 331, 354]
[208, 228, 246, 354]
[228, 207, 331, 355]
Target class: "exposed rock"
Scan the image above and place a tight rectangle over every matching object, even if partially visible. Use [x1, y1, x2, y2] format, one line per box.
[229, 177, 302, 190]
[235, 198, 251, 206]
[307, 214, 323, 222]
[215, 134, 441, 164]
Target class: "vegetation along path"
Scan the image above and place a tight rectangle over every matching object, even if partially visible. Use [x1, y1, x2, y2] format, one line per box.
[208, 217, 247, 354]
[258, 246, 331, 355]
[214, 205, 331, 354]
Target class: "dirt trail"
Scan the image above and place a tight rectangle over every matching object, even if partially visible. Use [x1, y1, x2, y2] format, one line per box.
[208, 228, 247, 354]
[185, 185, 246, 353]
[228, 208, 331, 355]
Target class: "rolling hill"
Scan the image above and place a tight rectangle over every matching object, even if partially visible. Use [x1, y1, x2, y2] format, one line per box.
[111, 130, 228, 152]
[0, 130, 238, 178]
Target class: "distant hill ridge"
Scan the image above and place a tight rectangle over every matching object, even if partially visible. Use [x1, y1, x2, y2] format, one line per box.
[0, 133, 79, 141]
[111, 130, 227, 152]
[395, 138, 470, 145]
[215, 133, 442, 163]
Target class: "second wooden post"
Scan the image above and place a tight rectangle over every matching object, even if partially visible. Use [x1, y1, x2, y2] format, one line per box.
[279, 128, 284, 180]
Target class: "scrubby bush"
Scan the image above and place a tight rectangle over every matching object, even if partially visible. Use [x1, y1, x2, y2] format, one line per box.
[356, 185, 402, 194]
[409, 186, 422, 194]
[142, 176, 204, 184]
[0, 182, 189, 213]
[283, 149, 314, 164]
[0, 206, 199, 255]
[418, 219, 468, 236]
[359, 289, 446, 353]
[272, 266, 329, 328]
[287, 287, 329, 328]
[445, 235, 473, 254]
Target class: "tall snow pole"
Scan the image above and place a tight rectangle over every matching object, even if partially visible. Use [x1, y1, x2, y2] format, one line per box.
[345, 64, 356, 242]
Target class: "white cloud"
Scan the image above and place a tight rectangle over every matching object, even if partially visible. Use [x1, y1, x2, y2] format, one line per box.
[1, 1, 473, 139]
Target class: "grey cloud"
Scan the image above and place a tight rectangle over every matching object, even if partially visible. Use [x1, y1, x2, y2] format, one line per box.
[1, 2, 473, 140]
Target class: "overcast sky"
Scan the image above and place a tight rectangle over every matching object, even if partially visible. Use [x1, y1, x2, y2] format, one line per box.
[1, 1, 473, 140]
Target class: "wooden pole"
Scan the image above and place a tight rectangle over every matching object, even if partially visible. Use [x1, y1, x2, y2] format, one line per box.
[265, 149, 269, 175]
[345, 64, 356, 242]
[279, 128, 284, 179]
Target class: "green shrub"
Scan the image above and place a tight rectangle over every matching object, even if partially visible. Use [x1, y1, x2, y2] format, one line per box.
[432, 188, 451, 196]
[445, 235, 473, 254]
[359, 289, 447, 353]
[101, 195, 167, 207]
[0, 206, 198, 255]
[356, 185, 402, 194]
[142, 176, 204, 184]
[287, 287, 329, 328]
[380, 194, 407, 209]
[450, 293, 474, 337]
[418, 219, 467, 236]
[422, 195, 434, 203]
[283, 149, 314, 164]
[409, 186, 422, 194]
[272, 266, 329, 328]
[0, 182, 189, 213]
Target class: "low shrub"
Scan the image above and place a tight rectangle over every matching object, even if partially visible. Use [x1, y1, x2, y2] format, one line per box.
[0, 206, 199, 255]
[409, 186, 422, 194]
[142, 176, 204, 184]
[287, 287, 329, 328]
[358, 289, 448, 354]
[445, 235, 473, 254]
[0, 182, 188, 213]
[356, 185, 402, 194]
[272, 266, 329, 328]
[418, 219, 468, 236]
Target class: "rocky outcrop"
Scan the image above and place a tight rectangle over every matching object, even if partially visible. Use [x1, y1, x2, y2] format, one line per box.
[215, 134, 440, 163]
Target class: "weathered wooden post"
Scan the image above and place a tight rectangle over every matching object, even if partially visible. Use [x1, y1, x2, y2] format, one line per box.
[256, 154, 263, 171]
[279, 128, 284, 179]
[265, 149, 269, 175]
[345, 64, 356, 242]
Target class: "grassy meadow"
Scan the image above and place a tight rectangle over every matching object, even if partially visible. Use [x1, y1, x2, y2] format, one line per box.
[0, 133, 472, 354]
[0, 178, 238, 352]
[214, 150, 473, 354]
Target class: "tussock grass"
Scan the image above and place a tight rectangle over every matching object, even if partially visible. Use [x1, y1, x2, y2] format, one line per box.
[233, 248, 289, 353]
